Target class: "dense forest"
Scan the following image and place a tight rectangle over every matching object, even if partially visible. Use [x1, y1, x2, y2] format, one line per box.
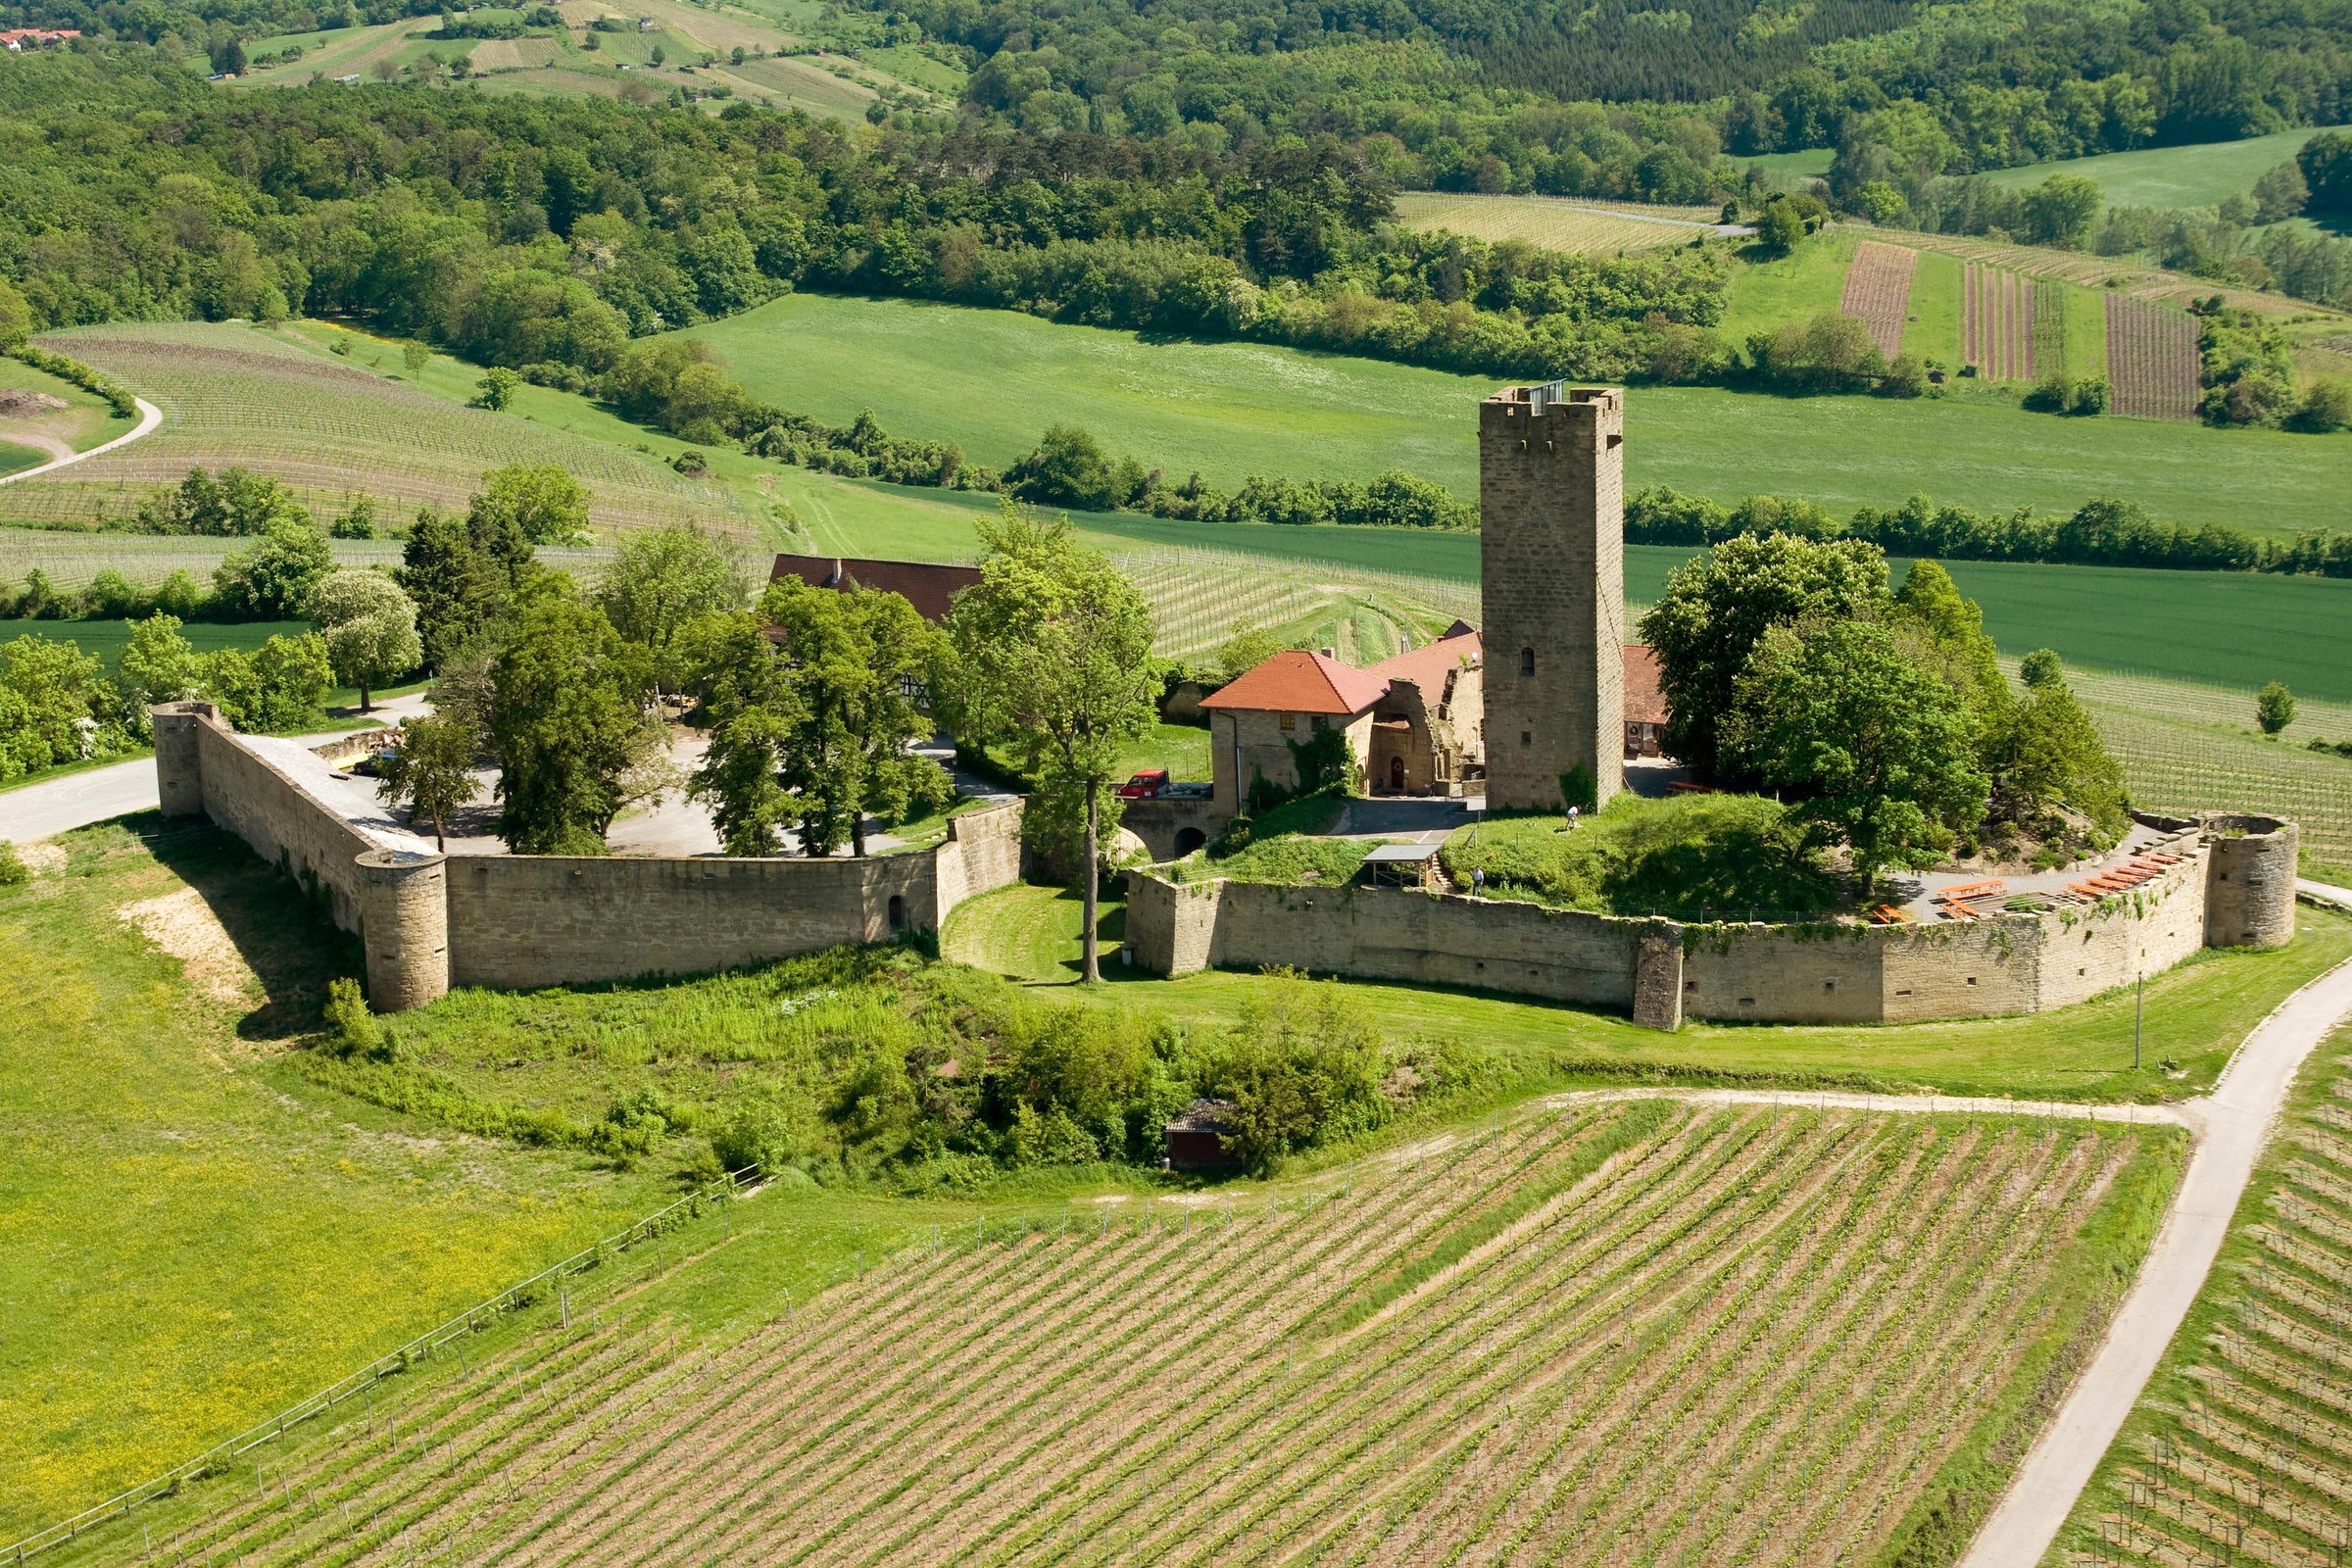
[0, 47, 1728, 385]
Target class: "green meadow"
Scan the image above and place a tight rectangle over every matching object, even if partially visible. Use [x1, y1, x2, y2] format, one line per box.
[685, 292, 2352, 535]
[1979, 126, 2350, 212]
[0, 821, 671, 1535]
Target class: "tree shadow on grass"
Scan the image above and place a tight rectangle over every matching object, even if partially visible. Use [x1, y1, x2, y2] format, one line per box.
[131, 811, 359, 1042]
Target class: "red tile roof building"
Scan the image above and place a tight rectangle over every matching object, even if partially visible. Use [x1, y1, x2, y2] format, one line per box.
[1199, 631, 1669, 808]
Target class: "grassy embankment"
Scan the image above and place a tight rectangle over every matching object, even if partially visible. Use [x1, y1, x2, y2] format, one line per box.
[2049, 1028, 2352, 1567]
[0, 353, 136, 466]
[944, 880, 2352, 1102]
[0, 821, 676, 1535]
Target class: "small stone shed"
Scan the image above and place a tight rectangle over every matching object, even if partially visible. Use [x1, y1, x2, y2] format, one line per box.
[1164, 1099, 1245, 1172]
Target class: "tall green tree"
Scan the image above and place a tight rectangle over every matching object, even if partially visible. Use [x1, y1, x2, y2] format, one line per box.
[1640, 532, 1891, 782]
[212, 514, 332, 618]
[678, 609, 801, 857]
[470, 464, 590, 546]
[311, 569, 423, 711]
[200, 633, 334, 733]
[488, 582, 660, 855]
[376, 713, 482, 851]
[596, 525, 751, 693]
[1725, 620, 1989, 892]
[1987, 677, 2128, 838]
[2257, 680, 2297, 735]
[955, 506, 1156, 981]
[115, 612, 203, 716]
[682, 581, 952, 858]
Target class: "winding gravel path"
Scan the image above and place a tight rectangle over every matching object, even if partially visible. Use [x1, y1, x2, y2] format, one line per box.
[0, 394, 162, 486]
[1955, 947, 2352, 1567]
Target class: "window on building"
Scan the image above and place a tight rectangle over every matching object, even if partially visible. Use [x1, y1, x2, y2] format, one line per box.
[1520, 731, 1532, 746]
[1312, 714, 1328, 731]
[1519, 648, 1536, 676]
[1280, 713, 1297, 731]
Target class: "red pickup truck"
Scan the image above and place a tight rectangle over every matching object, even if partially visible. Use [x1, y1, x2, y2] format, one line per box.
[1116, 769, 1170, 799]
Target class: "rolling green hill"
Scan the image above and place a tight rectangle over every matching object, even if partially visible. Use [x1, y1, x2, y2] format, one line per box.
[686, 292, 2352, 535]
[1979, 127, 2348, 211]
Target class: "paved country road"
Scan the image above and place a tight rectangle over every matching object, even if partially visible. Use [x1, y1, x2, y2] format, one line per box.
[0, 697, 428, 846]
[1955, 940, 2352, 1567]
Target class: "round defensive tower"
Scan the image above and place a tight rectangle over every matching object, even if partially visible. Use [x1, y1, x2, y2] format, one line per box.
[2203, 814, 2299, 949]
[151, 700, 219, 818]
[355, 848, 452, 1010]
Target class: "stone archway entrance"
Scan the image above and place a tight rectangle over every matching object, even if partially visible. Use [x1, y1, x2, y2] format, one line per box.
[1390, 756, 1405, 792]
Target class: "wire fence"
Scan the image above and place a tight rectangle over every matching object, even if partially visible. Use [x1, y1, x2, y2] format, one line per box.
[2, 1165, 760, 1565]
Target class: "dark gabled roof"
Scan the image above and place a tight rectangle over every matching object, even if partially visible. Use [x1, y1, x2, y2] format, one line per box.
[769, 556, 983, 622]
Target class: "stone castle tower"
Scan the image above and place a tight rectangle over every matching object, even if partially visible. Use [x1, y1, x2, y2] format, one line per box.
[1478, 382, 1625, 811]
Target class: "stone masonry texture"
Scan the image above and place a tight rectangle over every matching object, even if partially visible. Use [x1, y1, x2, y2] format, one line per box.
[1480, 384, 1625, 811]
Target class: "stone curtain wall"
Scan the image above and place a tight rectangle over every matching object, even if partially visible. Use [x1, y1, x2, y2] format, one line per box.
[1128, 831, 2239, 1029]
[155, 705, 1026, 1009]
[163, 704, 411, 936]
[444, 800, 1027, 991]
[445, 854, 938, 989]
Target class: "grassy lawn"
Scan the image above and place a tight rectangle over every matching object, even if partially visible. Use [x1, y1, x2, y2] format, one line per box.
[0, 440, 45, 477]
[1441, 794, 1838, 918]
[945, 881, 2352, 1101]
[1978, 126, 2350, 211]
[1902, 248, 1963, 365]
[1114, 722, 1210, 782]
[1718, 226, 1860, 342]
[0, 819, 672, 1537]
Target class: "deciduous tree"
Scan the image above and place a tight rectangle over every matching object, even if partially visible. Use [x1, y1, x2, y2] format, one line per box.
[376, 713, 482, 850]
[1725, 620, 1988, 891]
[212, 514, 332, 618]
[597, 525, 750, 692]
[312, 569, 423, 710]
[488, 582, 660, 854]
[955, 506, 1156, 981]
[1640, 531, 1890, 781]
[469, 464, 589, 547]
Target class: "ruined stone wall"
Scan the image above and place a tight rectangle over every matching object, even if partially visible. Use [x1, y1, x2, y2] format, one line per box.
[2205, 815, 2300, 949]
[1128, 844, 2221, 1026]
